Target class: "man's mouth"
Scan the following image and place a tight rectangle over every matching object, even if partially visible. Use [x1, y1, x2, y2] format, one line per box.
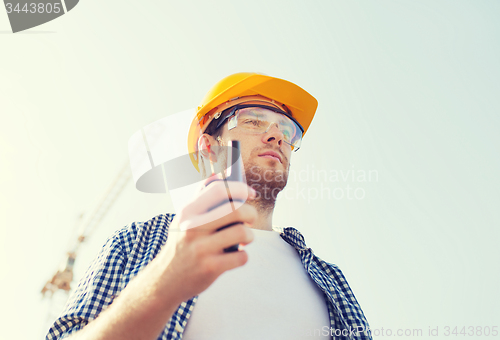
[258, 151, 282, 163]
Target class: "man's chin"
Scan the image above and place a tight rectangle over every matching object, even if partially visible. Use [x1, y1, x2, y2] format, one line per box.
[244, 164, 288, 204]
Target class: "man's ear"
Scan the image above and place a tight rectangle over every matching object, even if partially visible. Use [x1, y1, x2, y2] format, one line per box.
[197, 134, 218, 160]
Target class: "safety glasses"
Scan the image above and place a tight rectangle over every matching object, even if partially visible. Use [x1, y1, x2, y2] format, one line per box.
[213, 105, 304, 151]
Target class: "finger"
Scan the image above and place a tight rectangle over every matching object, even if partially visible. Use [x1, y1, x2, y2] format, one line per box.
[183, 202, 257, 232]
[184, 181, 256, 216]
[203, 224, 254, 254]
[210, 250, 250, 275]
[196, 173, 222, 194]
[202, 172, 222, 187]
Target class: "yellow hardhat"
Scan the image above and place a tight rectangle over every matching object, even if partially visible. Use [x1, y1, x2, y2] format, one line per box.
[188, 72, 318, 172]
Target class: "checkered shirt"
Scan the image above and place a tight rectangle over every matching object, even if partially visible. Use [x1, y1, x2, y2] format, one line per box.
[46, 213, 372, 340]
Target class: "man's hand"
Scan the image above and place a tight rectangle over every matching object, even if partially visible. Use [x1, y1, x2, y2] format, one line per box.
[150, 175, 257, 303]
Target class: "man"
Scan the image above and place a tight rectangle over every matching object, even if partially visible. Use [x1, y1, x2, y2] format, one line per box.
[47, 73, 372, 340]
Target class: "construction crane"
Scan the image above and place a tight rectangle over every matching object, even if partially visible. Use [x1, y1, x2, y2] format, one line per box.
[40, 114, 180, 336]
[41, 163, 132, 320]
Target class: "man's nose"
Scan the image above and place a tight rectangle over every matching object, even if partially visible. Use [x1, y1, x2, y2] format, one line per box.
[262, 123, 284, 146]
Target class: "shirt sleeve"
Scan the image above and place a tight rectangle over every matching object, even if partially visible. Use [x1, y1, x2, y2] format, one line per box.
[45, 231, 126, 340]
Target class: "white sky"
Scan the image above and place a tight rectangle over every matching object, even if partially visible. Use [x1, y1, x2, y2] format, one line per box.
[1, 1, 499, 339]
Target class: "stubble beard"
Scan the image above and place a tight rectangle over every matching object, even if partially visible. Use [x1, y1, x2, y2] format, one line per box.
[244, 160, 289, 213]
[206, 145, 289, 213]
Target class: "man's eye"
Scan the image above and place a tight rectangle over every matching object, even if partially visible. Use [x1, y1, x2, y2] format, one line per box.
[243, 119, 261, 126]
[282, 126, 293, 137]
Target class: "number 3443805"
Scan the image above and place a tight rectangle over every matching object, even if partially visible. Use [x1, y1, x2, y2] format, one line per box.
[444, 326, 498, 336]
[5, 3, 62, 14]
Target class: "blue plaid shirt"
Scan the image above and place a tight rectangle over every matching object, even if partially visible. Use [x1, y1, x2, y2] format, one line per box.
[46, 213, 372, 340]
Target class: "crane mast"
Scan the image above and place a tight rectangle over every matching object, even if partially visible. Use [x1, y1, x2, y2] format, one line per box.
[41, 163, 131, 324]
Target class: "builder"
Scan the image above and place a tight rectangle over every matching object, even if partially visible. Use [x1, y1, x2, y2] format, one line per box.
[47, 73, 372, 340]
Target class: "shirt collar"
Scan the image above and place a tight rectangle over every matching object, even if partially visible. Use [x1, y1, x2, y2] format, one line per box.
[273, 226, 308, 251]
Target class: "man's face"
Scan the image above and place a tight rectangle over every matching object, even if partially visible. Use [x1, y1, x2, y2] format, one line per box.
[217, 114, 293, 203]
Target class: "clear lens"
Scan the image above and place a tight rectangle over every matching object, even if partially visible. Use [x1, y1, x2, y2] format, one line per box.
[231, 108, 302, 151]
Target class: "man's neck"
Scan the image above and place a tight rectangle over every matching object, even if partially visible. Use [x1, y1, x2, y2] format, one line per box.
[246, 199, 274, 231]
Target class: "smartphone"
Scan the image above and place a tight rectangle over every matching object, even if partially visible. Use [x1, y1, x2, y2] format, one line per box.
[217, 140, 244, 252]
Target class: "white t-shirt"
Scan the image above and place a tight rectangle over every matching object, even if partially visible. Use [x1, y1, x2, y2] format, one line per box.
[182, 228, 331, 339]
